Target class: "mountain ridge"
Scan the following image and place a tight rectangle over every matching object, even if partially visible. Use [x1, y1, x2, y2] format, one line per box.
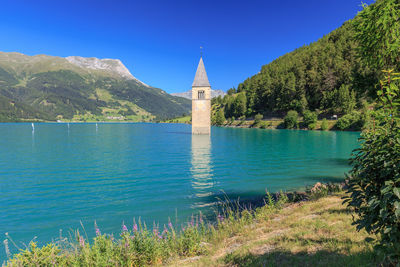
[65, 56, 149, 86]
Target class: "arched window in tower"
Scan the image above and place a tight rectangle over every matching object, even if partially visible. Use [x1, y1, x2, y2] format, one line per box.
[198, 90, 205, 100]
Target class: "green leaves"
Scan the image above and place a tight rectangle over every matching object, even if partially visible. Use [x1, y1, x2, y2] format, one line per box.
[393, 188, 400, 199]
[336, 111, 366, 130]
[303, 110, 318, 129]
[284, 110, 299, 129]
[214, 108, 226, 126]
[344, 69, 400, 257]
[394, 202, 400, 218]
[354, 0, 400, 70]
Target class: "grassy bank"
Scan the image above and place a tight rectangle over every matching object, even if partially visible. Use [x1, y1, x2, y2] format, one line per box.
[173, 193, 382, 266]
[161, 116, 338, 131]
[3, 184, 385, 266]
[222, 119, 338, 131]
[162, 115, 191, 124]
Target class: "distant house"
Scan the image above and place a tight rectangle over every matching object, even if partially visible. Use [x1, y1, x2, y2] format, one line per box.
[106, 116, 124, 120]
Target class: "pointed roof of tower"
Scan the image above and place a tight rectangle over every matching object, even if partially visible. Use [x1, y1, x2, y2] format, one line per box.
[192, 57, 210, 87]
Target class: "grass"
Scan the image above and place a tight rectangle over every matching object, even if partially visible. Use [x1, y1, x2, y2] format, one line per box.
[163, 115, 191, 124]
[3, 187, 386, 266]
[158, 115, 338, 131]
[222, 119, 337, 131]
[169, 192, 383, 267]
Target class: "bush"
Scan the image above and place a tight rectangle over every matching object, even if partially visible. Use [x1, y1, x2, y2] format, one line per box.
[303, 110, 317, 129]
[254, 113, 263, 126]
[260, 121, 268, 129]
[5, 242, 65, 266]
[336, 111, 366, 130]
[308, 123, 316, 130]
[344, 70, 400, 258]
[284, 110, 298, 129]
[238, 115, 246, 125]
[321, 118, 329, 131]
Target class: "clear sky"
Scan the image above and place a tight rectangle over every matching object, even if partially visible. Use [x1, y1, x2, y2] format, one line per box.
[0, 0, 374, 93]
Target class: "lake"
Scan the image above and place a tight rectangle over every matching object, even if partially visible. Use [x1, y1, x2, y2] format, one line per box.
[0, 123, 359, 259]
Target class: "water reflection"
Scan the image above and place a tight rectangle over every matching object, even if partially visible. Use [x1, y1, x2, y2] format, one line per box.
[190, 135, 214, 207]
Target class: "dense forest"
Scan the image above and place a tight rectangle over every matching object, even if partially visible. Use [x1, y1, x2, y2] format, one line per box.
[213, 19, 379, 121]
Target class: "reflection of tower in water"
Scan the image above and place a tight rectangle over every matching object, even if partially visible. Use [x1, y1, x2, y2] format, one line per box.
[191, 135, 214, 207]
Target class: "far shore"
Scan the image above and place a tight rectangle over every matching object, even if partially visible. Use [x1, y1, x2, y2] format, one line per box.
[1, 117, 359, 132]
[163, 116, 347, 131]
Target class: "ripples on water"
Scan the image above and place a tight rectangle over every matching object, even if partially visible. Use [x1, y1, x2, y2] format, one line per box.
[0, 123, 359, 259]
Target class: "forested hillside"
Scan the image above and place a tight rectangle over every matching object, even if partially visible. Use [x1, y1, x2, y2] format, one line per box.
[214, 20, 378, 119]
[0, 94, 53, 122]
[0, 53, 190, 122]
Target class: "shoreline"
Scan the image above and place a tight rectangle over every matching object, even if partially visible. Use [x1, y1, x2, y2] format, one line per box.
[1, 119, 362, 132]
[4, 181, 382, 266]
[162, 118, 361, 132]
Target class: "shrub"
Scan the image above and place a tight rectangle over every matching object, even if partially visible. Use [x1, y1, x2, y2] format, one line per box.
[336, 111, 366, 131]
[260, 121, 268, 129]
[284, 110, 298, 129]
[321, 118, 329, 131]
[5, 242, 65, 266]
[238, 115, 246, 125]
[308, 123, 316, 130]
[253, 113, 263, 126]
[344, 70, 400, 258]
[303, 110, 317, 129]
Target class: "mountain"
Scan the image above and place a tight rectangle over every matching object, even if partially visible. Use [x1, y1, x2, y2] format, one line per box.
[171, 89, 226, 99]
[65, 56, 146, 83]
[0, 52, 190, 121]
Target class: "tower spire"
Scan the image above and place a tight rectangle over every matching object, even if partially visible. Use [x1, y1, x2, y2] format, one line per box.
[192, 57, 210, 87]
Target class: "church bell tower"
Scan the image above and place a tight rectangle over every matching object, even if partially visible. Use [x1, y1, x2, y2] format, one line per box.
[192, 57, 211, 135]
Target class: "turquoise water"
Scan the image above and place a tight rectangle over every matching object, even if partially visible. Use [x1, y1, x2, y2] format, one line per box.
[0, 123, 359, 259]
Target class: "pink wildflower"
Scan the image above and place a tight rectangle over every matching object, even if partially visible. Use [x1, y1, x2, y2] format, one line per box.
[79, 236, 85, 247]
[94, 221, 101, 236]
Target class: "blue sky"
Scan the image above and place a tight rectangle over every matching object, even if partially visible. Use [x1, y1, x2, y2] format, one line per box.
[0, 0, 374, 93]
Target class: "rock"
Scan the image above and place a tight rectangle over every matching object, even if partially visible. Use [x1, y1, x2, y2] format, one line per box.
[310, 182, 327, 193]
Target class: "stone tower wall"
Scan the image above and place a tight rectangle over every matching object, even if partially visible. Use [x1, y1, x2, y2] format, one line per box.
[192, 86, 211, 134]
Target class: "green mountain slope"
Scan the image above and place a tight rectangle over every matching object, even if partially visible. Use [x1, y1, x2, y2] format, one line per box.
[0, 52, 190, 121]
[0, 94, 52, 122]
[220, 21, 377, 118]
